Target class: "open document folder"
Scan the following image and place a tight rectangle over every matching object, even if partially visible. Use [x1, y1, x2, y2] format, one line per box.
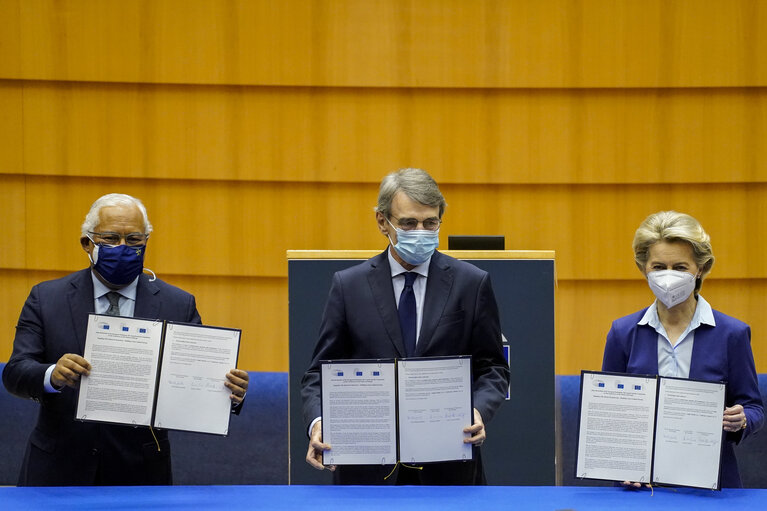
[575, 370, 726, 490]
[321, 356, 473, 466]
[76, 314, 241, 435]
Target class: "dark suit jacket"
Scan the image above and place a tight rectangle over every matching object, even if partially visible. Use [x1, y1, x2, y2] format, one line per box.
[2, 268, 201, 486]
[301, 250, 510, 485]
[602, 306, 765, 488]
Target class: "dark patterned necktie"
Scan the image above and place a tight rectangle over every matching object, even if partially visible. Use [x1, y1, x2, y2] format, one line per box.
[398, 272, 417, 357]
[106, 292, 121, 316]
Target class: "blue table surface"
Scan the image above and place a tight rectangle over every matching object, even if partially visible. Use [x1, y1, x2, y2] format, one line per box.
[1, 485, 765, 510]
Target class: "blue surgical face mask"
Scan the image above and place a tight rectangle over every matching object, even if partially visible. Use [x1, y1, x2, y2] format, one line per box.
[386, 218, 439, 266]
[87, 237, 146, 286]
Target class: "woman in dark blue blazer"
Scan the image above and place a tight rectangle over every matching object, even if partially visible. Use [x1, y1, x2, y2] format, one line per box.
[602, 211, 763, 488]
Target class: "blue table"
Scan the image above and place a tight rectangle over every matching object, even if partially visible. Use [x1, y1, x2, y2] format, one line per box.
[1, 485, 765, 510]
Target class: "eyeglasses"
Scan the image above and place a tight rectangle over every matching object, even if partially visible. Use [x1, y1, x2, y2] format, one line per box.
[88, 231, 149, 247]
[390, 216, 441, 232]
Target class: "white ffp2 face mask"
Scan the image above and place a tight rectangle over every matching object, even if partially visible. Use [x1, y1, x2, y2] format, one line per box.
[647, 270, 696, 308]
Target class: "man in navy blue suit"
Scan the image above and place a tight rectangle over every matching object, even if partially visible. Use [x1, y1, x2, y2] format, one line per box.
[301, 168, 509, 485]
[3, 193, 249, 486]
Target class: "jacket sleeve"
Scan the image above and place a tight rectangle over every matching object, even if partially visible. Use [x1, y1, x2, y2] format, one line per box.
[300, 272, 351, 431]
[3, 285, 51, 401]
[725, 323, 764, 444]
[469, 273, 510, 424]
[601, 320, 631, 373]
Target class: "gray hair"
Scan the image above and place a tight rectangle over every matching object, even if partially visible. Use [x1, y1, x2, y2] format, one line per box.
[374, 168, 447, 219]
[633, 211, 714, 292]
[81, 193, 153, 237]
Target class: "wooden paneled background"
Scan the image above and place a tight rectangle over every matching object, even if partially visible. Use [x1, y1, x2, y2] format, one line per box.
[1, 0, 766, 374]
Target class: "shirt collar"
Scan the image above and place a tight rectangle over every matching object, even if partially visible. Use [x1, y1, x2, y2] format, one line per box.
[90, 270, 139, 301]
[387, 247, 431, 279]
[638, 295, 716, 330]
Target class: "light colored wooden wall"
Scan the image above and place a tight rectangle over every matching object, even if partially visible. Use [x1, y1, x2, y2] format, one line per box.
[1, 0, 766, 373]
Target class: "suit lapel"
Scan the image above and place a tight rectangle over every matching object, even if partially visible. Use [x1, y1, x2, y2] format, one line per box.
[367, 250, 408, 358]
[134, 274, 161, 320]
[688, 323, 714, 380]
[68, 269, 95, 353]
[416, 251, 453, 356]
[637, 324, 660, 374]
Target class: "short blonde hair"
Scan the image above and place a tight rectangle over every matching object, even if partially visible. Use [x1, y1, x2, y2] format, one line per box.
[633, 211, 714, 292]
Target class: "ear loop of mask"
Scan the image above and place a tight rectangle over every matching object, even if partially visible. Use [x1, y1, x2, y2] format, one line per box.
[384, 217, 399, 248]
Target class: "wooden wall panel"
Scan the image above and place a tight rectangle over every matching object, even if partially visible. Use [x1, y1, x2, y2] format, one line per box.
[0, 270, 68, 362]
[0, 82, 22, 173]
[0, 176, 26, 269]
[0, 1, 19, 79]
[453, 183, 767, 282]
[2, 0, 765, 87]
[16, 176, 382, 276]
[3, 81, 766, 184]
[556, 279, 767, 375]
[11, 176, 767, 282]
[703, 280, 767, 367]
[161, 275, 287, 372]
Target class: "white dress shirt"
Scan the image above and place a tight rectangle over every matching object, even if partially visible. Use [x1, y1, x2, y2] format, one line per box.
[637, 295, 716, 378]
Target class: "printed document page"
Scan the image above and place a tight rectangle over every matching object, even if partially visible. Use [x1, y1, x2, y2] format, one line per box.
[153, 322, 241, 435]
[576, 372, 657, 483]
[397, 357, 473, 464]
[76, 315, 162, 426]
[652, 377, 725, 489]
[321, 361, 397, 466]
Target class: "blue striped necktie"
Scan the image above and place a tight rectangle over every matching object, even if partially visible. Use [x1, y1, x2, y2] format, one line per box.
[398, 272, 417, 357]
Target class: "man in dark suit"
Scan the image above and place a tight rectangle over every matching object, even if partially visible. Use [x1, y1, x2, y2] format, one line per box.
[301, 168, 509, 485]
[3, 193, 249, 486]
